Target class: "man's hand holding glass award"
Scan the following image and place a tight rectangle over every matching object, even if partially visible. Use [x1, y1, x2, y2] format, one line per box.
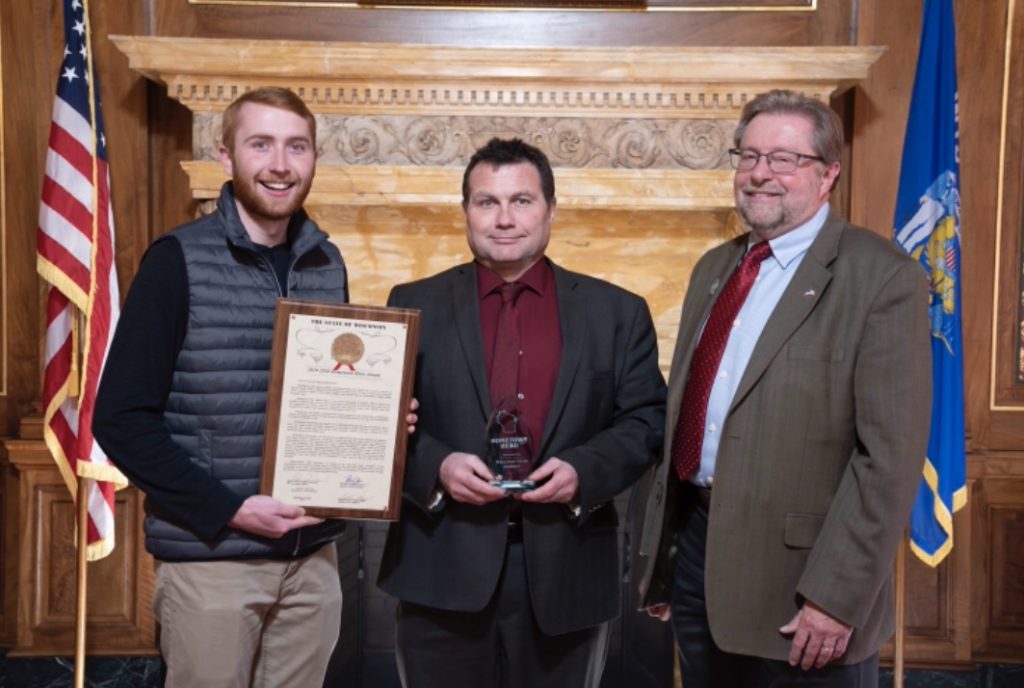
[485, 398, 536, 494]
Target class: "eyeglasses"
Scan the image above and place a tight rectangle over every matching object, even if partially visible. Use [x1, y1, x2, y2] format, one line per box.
[729, 148, 825, 174]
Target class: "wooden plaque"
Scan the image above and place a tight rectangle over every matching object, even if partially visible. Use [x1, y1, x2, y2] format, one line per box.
[261, 299, 420, 520]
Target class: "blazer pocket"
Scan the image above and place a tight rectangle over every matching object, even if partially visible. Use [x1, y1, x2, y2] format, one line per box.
[786, 345, 845, 362]
[783, 512, 824, 549]
[584, 370, 616, 420]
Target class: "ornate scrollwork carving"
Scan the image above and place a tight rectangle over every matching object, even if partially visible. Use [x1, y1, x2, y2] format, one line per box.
[606, 120, 660, 169]
[198, 112, 735, 171]
[402, 118, 467, 166]
[537, 119, 599, 168]
[666, 120, 732, 170]
[332, 116, 399, 165]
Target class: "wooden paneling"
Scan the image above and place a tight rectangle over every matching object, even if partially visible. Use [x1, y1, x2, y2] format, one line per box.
[971, 456, 1024, 661]
[0, 0, 62, 651]
[5, 421, 155, 656]
[848, 0, 920, 238]
[990, 0, 1024, 437]
[879, 504, 973, 666]
[0, 0, 54, 437]
[0, 448, 17, 646]
[182, 3, 851, 47]
[92, 0, 151, 293]
[957, 0, 1023, 451]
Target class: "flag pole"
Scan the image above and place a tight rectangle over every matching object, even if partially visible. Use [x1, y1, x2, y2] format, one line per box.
[893, 530, 907, 688]
[75, 476, 90, 688]
[74, 0, 101, 683]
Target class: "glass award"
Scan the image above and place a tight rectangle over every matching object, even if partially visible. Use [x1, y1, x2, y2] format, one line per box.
[485, 400, 536, 493]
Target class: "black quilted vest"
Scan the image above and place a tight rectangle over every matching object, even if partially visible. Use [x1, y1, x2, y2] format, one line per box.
[145, 183, 349, 560]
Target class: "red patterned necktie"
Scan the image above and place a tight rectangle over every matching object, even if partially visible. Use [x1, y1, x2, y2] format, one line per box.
[671, 241, 773, 481]
[490, 281, 528, 408]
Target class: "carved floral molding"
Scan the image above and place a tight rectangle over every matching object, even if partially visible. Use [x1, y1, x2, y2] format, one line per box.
[191, 113, 735, 170]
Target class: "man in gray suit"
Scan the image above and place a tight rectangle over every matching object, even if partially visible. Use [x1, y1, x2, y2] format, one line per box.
[638, 90, 932, 687]
[378, 138, 666, 688]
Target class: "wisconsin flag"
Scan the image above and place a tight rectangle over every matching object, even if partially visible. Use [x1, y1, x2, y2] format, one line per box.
[893, 0, 967, 567]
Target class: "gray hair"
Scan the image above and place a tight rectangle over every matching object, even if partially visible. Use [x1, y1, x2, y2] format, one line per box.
[734, 89, 843, 165]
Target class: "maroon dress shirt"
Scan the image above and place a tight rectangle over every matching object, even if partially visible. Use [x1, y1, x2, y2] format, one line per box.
[478, 259, 563, 455]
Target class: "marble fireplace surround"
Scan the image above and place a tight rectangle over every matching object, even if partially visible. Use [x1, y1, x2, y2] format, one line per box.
[111, 36, 882, 369]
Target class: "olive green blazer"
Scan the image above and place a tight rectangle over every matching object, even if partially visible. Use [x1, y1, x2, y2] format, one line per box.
[637, 212, 932, 664]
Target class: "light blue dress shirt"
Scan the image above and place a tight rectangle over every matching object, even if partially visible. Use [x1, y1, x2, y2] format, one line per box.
[692, 203, 830, 487]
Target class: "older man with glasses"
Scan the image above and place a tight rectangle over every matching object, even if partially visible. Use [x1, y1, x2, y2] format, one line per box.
[637, 89, 933, 688]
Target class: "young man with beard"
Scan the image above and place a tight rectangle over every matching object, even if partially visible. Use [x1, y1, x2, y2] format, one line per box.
[93, 87, 348, 688]
[638, 90, 932, 688]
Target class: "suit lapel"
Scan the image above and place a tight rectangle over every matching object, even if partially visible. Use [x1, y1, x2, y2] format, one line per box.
[538, 264, 585, 456]
[729, 214, 843, 412]
[451, 262, 492, 419]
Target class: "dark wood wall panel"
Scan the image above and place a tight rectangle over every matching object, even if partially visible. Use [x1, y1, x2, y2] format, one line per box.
[990, 0, 1024, 442]
[0, 0, 65, 648]
[93, 1, 151, 293]
[180, 4, 851, 46]
[972, 469, 1024, 661]
[1, 0, 57, 437]
[848, 0, 921, 236]
[1, 453, 17, 645]
[960, 0, 1024, 451]
[991, 507, 1024, 629]
[8, 436, 155, 655]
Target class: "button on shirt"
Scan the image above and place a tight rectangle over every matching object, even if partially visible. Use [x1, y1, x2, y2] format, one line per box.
[692, 203, 830, 487]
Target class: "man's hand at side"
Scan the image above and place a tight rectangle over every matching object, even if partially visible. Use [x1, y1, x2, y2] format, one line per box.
[439, 452, 508, 505]
[779, 600, 853, 670]
[228, 495, 324, 539]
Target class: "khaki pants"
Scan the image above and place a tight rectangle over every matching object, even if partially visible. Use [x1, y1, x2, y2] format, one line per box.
[153, 544, 342, 688]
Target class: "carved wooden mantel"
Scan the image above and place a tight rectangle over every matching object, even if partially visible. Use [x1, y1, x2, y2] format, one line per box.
[111, 36, 883, 368]
[111, 37, 882, 116]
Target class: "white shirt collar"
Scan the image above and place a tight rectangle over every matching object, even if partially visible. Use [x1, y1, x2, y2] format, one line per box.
[754, 203, 830, 270]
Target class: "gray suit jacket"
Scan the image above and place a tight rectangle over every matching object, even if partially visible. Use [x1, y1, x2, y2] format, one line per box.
[637, 213, 931, 663]
[378, 260, 666, 636]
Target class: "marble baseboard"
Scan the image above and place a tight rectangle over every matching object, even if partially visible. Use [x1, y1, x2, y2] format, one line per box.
[0, 653, 162, 688]
[880, 664, 1024, 688]
[1, 650, 1022, 688]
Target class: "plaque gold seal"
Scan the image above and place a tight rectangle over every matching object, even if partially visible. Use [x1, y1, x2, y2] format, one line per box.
[331, 332, 365, 371]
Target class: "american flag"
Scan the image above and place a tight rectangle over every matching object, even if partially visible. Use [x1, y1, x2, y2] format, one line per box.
[37, 0, 125, 561]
